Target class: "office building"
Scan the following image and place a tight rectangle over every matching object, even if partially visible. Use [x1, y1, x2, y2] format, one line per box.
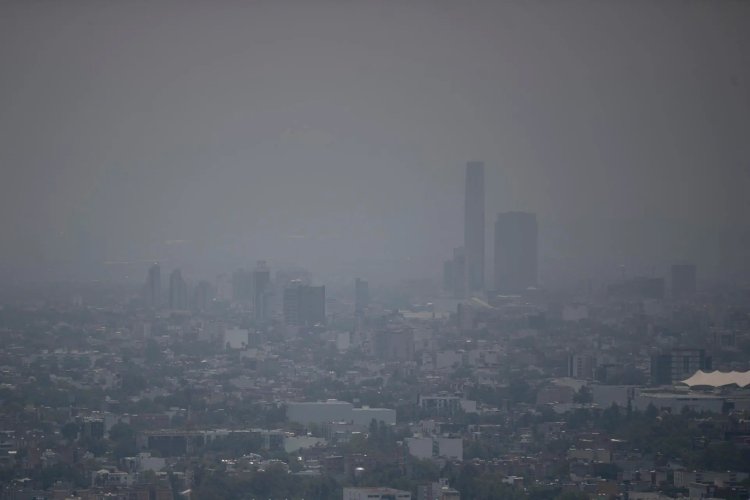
[169, 269, 188, 310]
[405, 436, 463, 461]
[283, 282, 325, 326]
[493, 211, 538, 293]
[193, 280, 212, 312]
[650, 348, 711, 386]
[464, 161, 485, 292]
[146, 263, 161, 308]
[671, 263, 697, 299]
[253, 260, 271, 321]
[568, 354, 597, 380]
[443, 247, 466, 298]
[354, 278, 369, 316]
[231, 268, 253, 302]
[286, 400, 396, 428]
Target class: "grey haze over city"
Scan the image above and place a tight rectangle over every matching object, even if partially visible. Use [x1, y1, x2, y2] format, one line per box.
[1, 0, 749, 288]
[5, 2, 750, 499]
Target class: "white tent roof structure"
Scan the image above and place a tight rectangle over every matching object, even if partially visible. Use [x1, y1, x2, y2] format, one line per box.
[681, 370, 750, 388]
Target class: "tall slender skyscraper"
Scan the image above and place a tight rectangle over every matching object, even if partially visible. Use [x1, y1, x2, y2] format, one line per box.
[232, 268, 253, 302]
[147, 263, 161, 308]
[465, 161, 485, 292]
[169, 268, 188, 310]
[494, 211, 538, 293]
[253, 260, 271, 321]
[354, 278, 369, 316]
[193, 280, 212, 312]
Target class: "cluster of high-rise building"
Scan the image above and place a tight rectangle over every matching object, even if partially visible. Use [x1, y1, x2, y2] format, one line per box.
[444, 161, 539, 298]
[230, 260, 271, 319]
[146, 263, 205, 312]
[145, 260, 329, 327]
[605, 263, 699, 301]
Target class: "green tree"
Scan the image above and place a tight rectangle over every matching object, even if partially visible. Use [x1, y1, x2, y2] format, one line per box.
[61, 422, 79, 441]
[109, 422, 137, 459]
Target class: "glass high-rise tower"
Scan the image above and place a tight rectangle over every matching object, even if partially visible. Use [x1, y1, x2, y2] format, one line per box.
[494, 211, 538, 293]
[464, 161, 485, 292]
[147, 263, 161, 308]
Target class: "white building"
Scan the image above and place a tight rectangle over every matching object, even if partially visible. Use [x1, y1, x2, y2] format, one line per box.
[405, 436, 463, 461]
[418, 395, 477, 414]
[286, 400, 395, 428]
[352, 407, 397, 427]
[283, 435, 326, 453]
[591, 385, 636, 409]
[633, 390, 724, 414]
[568, 354, 597, 380]
[122, 452, 166, 473]
[223, 327, 249, 349]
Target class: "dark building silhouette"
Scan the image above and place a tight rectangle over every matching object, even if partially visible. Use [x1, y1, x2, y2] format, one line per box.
[568, 354, 597, 380]
[80, 417, 105, 440]
[671, 263, 697, 299]
[147, 263, 161, 308]
[650, 348, 711, 386]
[354, 278, 369, 316]
[193, 280, 212, 312]
[169, 268, 188, 310]
[607, 277, 665, 300]
[283, 282, 325, 326]
[464, 161, 485, 292]
[253, 260, 271, 321]
[443, 246, 467, 298]
[494, 212, 538, 293]
[231, 268, 253, 302]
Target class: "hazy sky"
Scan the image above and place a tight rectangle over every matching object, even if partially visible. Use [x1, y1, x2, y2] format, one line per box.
[1, 0, 748, 286]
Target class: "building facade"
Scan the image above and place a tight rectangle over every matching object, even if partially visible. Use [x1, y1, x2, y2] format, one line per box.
[494, 211, 538, 293]
[650, 348, 712, 386]
[464, 161, 485, 293]
[443, 247, 467, 298]
[253, 260, 271, 321]
[169, 268, 187, 310]
[147, 263, 161, 308]
[283, 283, 325, 326]
[355, 278, 369, 316]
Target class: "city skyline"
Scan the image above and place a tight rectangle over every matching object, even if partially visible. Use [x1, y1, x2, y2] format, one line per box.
[1, 2, 749, 498]
[1, 1, 749, 289]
